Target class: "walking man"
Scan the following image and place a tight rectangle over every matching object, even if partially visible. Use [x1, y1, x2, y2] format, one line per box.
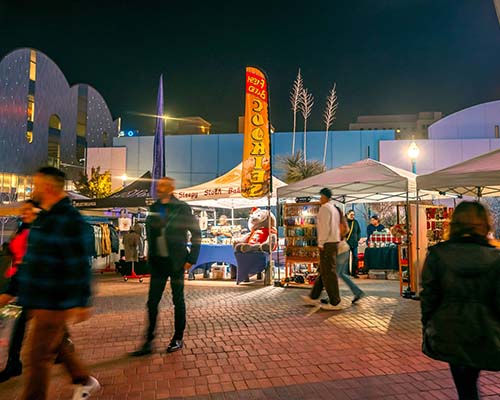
[132, 177, 201, 356]
[301, 187, 342, 310]
[346, 210, 361, 277]
[0, 166, 99, 400]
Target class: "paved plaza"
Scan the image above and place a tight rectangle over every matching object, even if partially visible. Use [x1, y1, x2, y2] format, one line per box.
[1, 275, 499, 399]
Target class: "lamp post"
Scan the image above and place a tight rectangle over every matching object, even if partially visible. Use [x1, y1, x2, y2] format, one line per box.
[407, 141, 420, 174]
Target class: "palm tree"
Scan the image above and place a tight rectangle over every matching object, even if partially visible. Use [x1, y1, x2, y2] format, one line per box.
[277, 151, 325, 183]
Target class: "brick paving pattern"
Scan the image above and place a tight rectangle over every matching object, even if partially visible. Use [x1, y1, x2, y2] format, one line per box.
[0, 275, 499, 399]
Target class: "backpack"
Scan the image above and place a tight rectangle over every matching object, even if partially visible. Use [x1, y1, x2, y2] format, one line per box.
[334, 206, 349, 240]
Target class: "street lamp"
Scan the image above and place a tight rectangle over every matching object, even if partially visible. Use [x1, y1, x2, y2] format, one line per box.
[407, 141, 420, 174]
[121, 174, 127, 187]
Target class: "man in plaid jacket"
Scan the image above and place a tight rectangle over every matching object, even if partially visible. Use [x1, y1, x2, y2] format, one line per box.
[0, 167, 100, 400]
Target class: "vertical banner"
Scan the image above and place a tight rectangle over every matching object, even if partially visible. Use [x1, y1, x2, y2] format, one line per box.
[241, 66, 271, 199]
[150, 74, 165, 198]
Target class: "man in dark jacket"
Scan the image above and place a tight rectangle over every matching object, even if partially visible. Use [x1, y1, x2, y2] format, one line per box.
[0, 167, 99, 399]
[132, 177, 201, 356]
[346, 210, 361, 277]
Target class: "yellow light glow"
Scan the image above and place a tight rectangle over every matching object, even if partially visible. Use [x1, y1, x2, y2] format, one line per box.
[121, 174, 127, 182]
[408, 141, 420, 160]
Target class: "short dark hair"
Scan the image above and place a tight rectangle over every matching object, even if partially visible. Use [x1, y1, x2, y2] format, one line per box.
[319, 187, 332, 199]
[370, 215, 379, 221]
[37, 166, 65, 188]
[449, 201, 491, 241]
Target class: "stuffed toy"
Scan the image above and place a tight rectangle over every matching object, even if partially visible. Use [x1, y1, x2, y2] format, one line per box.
[233, 208, 277, 253]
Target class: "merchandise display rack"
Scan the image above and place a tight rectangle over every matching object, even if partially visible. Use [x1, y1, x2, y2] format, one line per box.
[282, 202, 320, 286]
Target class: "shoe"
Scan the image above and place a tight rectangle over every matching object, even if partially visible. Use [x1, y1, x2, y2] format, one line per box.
[321, 303, 343, 311]
[72, 376, 100, 399]
[129, 341, 152, 357]
[352, 292, 366, 304]
[0, 361, 22, 383]
[300, 295, 320, 306]
[352, 275, 360, 279]
[167, 339, 183, 353]
[320, 298, 329, 304]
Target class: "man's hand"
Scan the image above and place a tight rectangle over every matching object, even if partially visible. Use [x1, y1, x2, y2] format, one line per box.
[318, 245, 324, 251]
[183, 262, 192, 272]
[0, 294, 14, 308]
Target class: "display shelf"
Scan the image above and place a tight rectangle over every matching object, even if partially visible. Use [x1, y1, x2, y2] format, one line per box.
[282, 202, 320, 281]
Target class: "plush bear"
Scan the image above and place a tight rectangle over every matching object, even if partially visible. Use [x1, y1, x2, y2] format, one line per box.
[233, 208, 278, 253]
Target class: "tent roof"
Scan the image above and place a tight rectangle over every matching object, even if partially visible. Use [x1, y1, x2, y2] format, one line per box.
[416, 148, 500, 197]
[175, 163, 286, 208]
[75, 165, 286, 210]
[73, 171, 153, 209]
[277, 158, 417, 203]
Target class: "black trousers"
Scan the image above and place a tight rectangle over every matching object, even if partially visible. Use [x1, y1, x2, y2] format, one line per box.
[310, 242, 340, 306]
[146, 256, 186, 342]
[7, 308, 27, 364]
[450, 364, 481, 400]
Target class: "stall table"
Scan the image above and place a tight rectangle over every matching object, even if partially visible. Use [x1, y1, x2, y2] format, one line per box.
[363, 246, 399, 271]
[188, 244, 238, 279]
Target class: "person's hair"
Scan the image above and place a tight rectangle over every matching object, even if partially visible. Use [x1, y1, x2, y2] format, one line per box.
[370, 215, 379, 221]
[448, 201, 491, 241]
[37, 166, 65, 189]
[347, 210, 355, 216]
[319, 187, 332, 199]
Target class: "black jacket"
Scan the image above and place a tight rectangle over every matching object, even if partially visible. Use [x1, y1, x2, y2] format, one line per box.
[420, 237, 500, 370]
[146, 196, 201, 269]
[346, 219, 361, 249]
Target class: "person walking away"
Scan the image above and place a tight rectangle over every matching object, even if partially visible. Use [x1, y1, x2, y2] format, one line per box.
[345, 210, 361, 278]
[0, 201, 38, 382]
[301, 188, 342, 311]
[0, 167, 99, 400]
[420, 201, 500, 400]
[131, 176, 201, 356]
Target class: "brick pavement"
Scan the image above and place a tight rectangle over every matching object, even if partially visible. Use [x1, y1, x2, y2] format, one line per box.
[0, 275, 499, 399]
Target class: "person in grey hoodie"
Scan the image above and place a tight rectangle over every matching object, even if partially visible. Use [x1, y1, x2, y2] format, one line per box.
[421, 201, 500, 400]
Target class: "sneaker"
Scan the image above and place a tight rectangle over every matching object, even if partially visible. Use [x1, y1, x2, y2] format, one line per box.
[129, 341, 152, 357]
[300, 295, 320, 306]
[72, 376, 100, 399]
[352, 292, 366, 304]
[320, 303, 343, 311]
[167, 339, 183, 353]
[0, 361, 22, 383]
[320, 297, 329, 304]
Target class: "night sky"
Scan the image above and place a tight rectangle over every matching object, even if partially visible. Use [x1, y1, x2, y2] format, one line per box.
[1, 0, 500, 134]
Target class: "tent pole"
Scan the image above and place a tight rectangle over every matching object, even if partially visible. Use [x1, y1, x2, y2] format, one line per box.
[413, 190, 420, 300]
[264, 192, 273, 286]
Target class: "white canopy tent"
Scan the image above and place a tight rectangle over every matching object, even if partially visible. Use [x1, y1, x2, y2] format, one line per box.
[277, 158, 417, 203]
[175, 163, 286, 209]
[416, 148, 500, 198]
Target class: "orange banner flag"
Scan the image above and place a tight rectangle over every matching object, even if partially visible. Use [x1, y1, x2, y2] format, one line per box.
[241, 67, 271, 199]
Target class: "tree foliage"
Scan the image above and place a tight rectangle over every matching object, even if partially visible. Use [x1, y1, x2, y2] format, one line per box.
[73, 167, 112, 199]
[277, 151, 325, 183]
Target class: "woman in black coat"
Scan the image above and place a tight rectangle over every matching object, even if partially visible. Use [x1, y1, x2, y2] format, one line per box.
[420, 201, 500, 400]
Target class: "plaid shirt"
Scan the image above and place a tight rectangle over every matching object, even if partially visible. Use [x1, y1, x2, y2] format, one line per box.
[8, 197, 93, 310]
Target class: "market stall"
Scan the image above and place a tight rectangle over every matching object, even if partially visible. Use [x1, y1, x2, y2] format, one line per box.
[415, 147, 500, 288]
[277, 158, 424, 293]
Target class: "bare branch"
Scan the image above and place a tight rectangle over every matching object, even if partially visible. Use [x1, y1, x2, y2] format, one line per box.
[290, 68, 303, 154]
[323, 83, 338, 130]
[300, 88, 314, 120]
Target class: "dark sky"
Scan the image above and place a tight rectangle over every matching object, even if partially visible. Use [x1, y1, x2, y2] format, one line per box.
[1, 0, 500, 134]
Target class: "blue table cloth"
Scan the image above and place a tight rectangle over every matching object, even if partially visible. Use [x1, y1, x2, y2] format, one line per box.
[234, 252, 268, 284]
[189, 244, 238, 275]
[363, 246, 399, 271]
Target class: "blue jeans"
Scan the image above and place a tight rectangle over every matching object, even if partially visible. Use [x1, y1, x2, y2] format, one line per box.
[336, 251, 363, 297]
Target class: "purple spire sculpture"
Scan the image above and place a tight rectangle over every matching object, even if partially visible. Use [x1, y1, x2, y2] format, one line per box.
[150, 75, 165, 198]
